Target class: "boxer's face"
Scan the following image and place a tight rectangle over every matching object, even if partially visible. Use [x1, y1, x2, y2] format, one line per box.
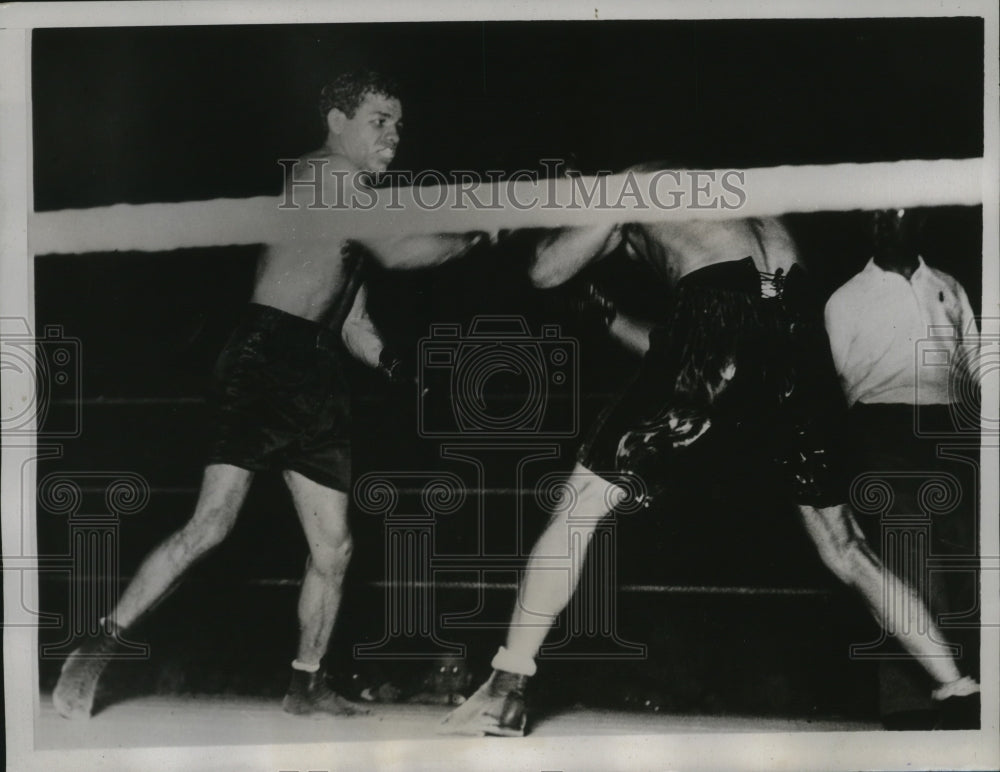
[329, 92, 403, 173]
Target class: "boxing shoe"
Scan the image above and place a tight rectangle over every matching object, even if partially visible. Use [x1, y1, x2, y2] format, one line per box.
[437, 669, 529, 737]
[52, 624, 124, 719]
[282, 666, 371, 717]
[932, 676, 980, 730]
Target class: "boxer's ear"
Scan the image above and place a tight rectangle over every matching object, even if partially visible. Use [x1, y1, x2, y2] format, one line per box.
[326, 108, 347, 136]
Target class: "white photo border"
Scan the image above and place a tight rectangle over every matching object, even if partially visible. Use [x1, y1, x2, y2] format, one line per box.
[3, 2, 998, 770]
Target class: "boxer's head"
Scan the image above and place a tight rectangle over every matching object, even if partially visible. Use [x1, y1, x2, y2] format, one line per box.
[871, 207, 925, 276]
[320, 69, 403, 173]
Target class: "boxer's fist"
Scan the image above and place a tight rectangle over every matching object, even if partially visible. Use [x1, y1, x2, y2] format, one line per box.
[378, 347, 411, 384]
[573, 281, 618, 333]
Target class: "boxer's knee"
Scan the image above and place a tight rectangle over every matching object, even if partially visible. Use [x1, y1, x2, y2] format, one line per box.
[308, 533, 354, 580]
[579, 468, 628, 514]
[175, 504, 238, 562]
[174, 464, 249, 560]
[544, 466, 621, 528]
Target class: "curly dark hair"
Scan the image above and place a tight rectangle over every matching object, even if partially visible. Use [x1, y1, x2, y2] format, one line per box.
[318, 69, 401, 121]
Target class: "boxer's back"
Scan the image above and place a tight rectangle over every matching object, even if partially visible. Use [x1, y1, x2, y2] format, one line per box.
[630, 216, 800, 285]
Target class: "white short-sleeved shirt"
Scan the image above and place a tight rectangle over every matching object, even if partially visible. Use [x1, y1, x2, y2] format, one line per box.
[824, 257, 979, 407]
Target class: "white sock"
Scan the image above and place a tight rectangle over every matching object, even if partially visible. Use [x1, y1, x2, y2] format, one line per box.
[490, 646, 536, 677]
[291, 659, 320, 673]
[932, 675, 980, 701]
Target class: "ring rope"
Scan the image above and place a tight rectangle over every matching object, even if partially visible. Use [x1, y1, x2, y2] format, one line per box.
[30, 158, 984, 259]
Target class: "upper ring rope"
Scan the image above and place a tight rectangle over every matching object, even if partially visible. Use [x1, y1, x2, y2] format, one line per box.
[30, 158, 983, 259]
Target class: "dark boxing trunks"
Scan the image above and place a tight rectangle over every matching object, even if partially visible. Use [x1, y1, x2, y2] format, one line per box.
[578, 257, 848, 508]
[206, 303, 351, 492]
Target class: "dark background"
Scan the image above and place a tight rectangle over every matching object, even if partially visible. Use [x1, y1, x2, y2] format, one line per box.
[32, 18, 984, 722]
[32, 18, 985, 209]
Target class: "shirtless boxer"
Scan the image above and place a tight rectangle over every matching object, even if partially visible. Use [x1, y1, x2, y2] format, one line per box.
[53, 69, 485, 720]
[441, 199, 980, 736]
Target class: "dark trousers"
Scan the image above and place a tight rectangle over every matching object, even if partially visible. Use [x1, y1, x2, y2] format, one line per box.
[848, 402, 980, 716]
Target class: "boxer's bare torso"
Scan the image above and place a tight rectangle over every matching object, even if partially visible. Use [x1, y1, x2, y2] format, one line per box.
[251, 150, 365, 323]
[252, 91, 402, 322]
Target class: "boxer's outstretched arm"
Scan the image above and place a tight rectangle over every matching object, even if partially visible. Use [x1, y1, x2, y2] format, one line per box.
[528, 224, 623, 288]
[359, 232, 487, 270]
[285, 157, 488, 271]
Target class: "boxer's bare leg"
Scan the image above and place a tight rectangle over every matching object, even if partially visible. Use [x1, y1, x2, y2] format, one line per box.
[281, 470, 367, 716]
[284, 471, 353, 665]
[799, 502, 973, 690]
[112, 464, 252, 627]
[53, 463, 252, 719]
[504, 464, 627, 664]
[440, 464, 626, 735]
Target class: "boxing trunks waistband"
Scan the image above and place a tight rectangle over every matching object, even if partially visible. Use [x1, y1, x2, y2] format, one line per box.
[673, 255, 810, 305]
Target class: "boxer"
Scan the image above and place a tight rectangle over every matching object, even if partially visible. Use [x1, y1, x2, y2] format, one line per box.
[441, 187, 979, 736]
[53, 69, 485, 720]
